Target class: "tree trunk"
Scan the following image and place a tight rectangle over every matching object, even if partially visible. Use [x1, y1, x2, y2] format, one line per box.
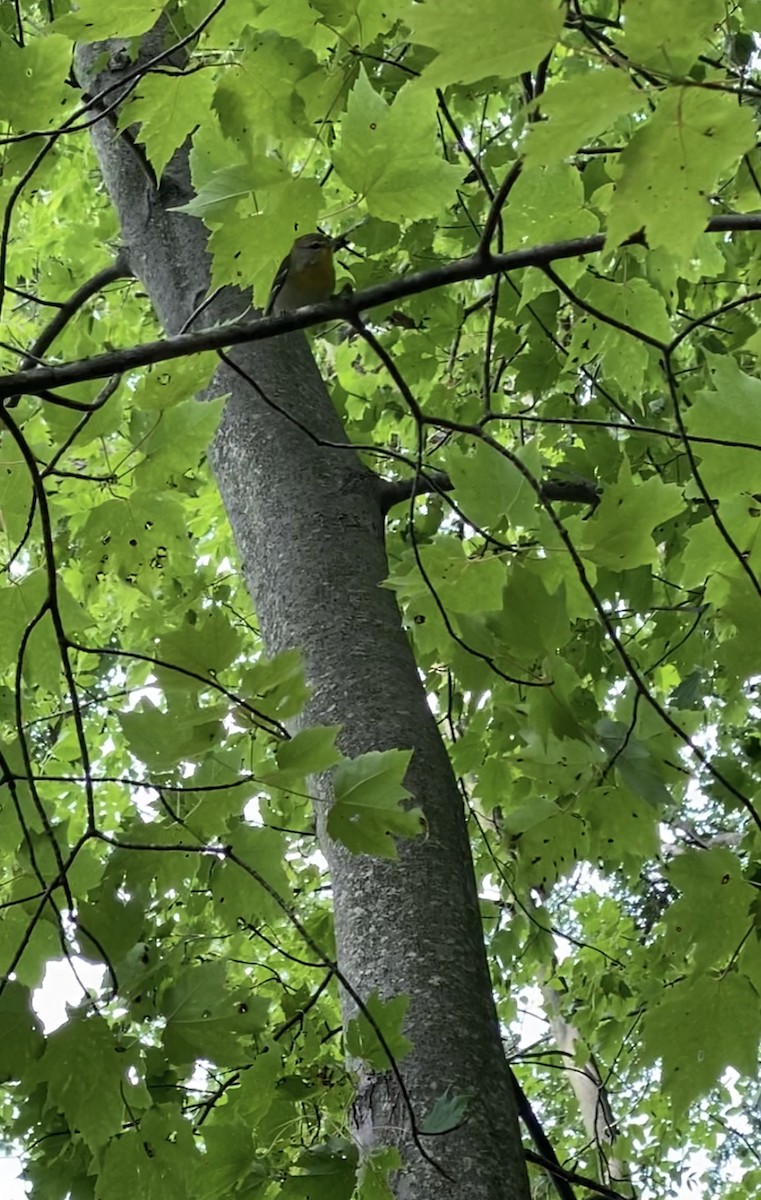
[77, 37, 530, 1200]
[542, 985, 636, 1197]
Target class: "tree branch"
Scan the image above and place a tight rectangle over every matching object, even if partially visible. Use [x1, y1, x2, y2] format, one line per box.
[379, 470, 601, 516]
[513, 1072, 577, 1200]
[524, 1151, 633, 1200]
[4, 251, 133, 407]
[379, 469, 453, 515]
[2, 212, 760, 402]
[540, 477, 602, 511]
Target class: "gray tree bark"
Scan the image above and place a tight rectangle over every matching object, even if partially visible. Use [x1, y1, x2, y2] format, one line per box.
[77, 35, 530, 1200]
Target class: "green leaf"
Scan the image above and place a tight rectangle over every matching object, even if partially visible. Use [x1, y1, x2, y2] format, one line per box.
[492, 561, 572, 659]
[157, 608, 243, 683]
[595, 718, 674, 810]
[98, 1107, 200, 1200]
[264, 724, 343, 787]
[445, 439, 542, 530]
[53, 0, 164, 39]
[525, 72, 642, 168]
[212, 32, 319, 145]
[0, 570, 47, 667]
[669, 670, 704, 710]
[0, 982, 44, 1081]
[328, 749, 425, 857]
[573, 458, 684, 569]
[642, 972, 761, 1114]
[356, 1148, 402, 1200]
[511, 808, 590, 890]
[306, 0, 407, 46]
[333, 70, 461, 222]
[178, 162, 257, 219]
[24, 1016, 128, 1152]
[0, 904, 61, 989]
[118, 697, 226, 771]
[211, 825, 292, 927]
[501, 797, 560, 835]
[421, 542, 506, 613]
[420, 1086, 471, 1133]
[345, 992, 411, 1070]
[0, 436, 35, 542]
[132, 395, 224, 488]
[508, 162, 600, 253]
[607, 89, 756, 260]
[621, 0, 725, 74]
[582, 785, 659, 864]
[193, 1119, 261, 1200]
[240, 648, 311, 722]
[121, 72, 217, 179]
[80, 493, 195, 595]
[410, 0, 564, 87]
[161, 962, 270, 1066]
[566, 275, 672, 397]
[664, 849, 755, 971]
[684, 354, 761, 496]
[279, 1142, 357, 1200]
[0, 33, 73, 129]
[76, 894, 145, 966]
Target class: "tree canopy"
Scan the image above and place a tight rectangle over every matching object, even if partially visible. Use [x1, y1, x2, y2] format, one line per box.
[1, 1, 761, 1198]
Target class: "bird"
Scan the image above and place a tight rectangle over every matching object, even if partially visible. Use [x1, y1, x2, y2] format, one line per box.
[264, 231, 336, 316]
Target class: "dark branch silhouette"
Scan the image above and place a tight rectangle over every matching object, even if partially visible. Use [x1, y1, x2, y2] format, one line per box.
[3, 212, 761, 403]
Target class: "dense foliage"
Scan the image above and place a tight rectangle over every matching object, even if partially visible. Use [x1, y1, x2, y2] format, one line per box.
[1, 0, 761, 1196]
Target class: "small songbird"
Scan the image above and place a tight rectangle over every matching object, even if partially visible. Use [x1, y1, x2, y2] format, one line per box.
[264, 231, 336, 316]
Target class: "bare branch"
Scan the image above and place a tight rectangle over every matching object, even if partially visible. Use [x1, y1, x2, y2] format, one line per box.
[379, 471, 602, 515]
[5, 252, 133, 408]
[2, 212, 760, 401]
